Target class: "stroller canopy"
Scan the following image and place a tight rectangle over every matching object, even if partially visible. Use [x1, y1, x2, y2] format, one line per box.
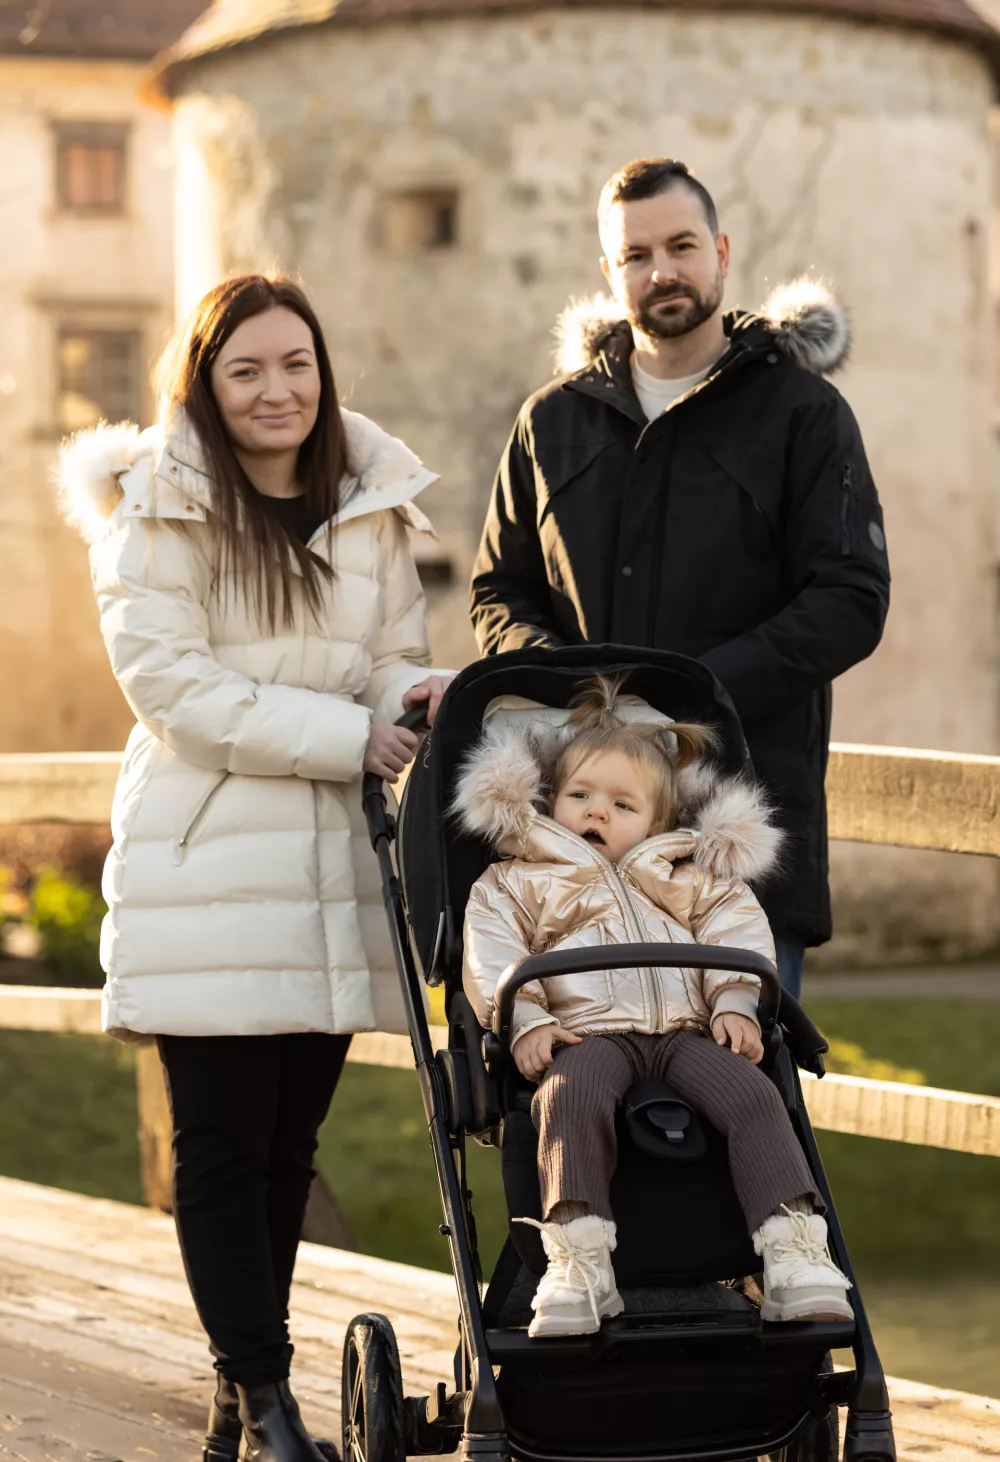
[398, 645, 753, 988]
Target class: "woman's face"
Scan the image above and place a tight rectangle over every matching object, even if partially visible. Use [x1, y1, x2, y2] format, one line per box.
[210, 306, 321, 457]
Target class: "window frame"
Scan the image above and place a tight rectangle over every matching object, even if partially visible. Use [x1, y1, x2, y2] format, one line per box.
[54, 325, 145, 435]
[53, 121, 130, 217]
[379, 187, 461, 255]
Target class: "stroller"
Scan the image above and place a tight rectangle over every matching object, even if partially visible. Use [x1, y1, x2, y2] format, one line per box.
[342, 646, 895, 1462]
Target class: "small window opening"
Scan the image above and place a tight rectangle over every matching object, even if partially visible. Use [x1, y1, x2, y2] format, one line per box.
[382, 189, 459, 253]
[56, 328, 142, 432]
[55, 123, 128, 213]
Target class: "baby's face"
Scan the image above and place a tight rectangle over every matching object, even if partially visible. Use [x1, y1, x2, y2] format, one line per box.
[551, 749, 657, 864]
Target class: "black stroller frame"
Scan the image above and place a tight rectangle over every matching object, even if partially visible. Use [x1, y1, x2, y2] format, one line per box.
[345, 648, 896, 1462]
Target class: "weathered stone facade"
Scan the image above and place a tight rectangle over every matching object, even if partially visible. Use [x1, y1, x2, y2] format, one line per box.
[0, 0, 205, 753]
[0, 54, 174, 753]
[162, 6, 1000, 961]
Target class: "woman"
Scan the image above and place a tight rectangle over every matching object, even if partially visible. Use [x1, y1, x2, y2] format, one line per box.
[57, 275, 450, 1462]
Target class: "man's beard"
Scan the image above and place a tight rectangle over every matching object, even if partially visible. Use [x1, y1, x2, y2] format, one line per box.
[630, 272, 724, 340]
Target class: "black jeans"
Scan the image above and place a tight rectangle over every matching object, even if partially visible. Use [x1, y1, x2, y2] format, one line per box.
[158, 1032, 351, 1386]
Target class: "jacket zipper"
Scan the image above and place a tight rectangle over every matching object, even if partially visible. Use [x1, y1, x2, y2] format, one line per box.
[532, 815, 669, 1030]
[840, 463, 854, 556]
[173, 773, 230, 866]
[610, 861, 665, 1032]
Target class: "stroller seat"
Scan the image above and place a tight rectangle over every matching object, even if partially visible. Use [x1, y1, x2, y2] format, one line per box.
[345, 646, 895, 1462]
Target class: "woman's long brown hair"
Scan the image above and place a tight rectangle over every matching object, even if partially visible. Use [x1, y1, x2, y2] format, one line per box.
[158, 274, 348, 632]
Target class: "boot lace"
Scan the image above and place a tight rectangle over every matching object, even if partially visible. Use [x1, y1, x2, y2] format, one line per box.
[515, 1217, 604, 1327]
[771, 1206, 850, 1286]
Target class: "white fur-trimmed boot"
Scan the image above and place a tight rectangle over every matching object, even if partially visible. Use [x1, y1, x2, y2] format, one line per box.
[516, 1215, 624, 1338]
[753, 1206, 853, 1323]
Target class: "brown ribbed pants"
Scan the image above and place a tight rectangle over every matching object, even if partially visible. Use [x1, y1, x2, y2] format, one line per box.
[531, 1029, 821, 1235]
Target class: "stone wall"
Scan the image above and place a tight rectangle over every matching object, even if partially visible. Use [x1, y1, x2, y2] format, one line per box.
[169, 9, 1000, 961]
[0, 55, 175, 753]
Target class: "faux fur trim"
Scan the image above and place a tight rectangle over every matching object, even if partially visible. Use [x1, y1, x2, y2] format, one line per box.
[552, 293, 624, 379]
[451, 722, 781, 881]
[759, 277, 850, 375]
[55, 408, 436, 544]
[552, 275, 849, 378]
[687, 777, 783, 883]
[451, 723, 546, 847]
[55, 421, 150, 544]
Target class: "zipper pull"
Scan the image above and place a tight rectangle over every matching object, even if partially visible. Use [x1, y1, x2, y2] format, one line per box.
[173, 839, 186, 867]
[840, 463, 854, 556]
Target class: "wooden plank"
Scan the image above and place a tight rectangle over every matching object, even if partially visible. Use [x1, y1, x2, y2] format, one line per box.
[0, 983, 103, 1033]
[0, 1177, 998, 1454]
[0, 751, 119, 825]
[346, 1026, 447, 1069]
[827, 742, 1000, 857]
[2, 987, 996, 1157]
[0, 989, 446, 1053]
[802, 1070, 1000, 1157]
[3, 743, 1000, 858]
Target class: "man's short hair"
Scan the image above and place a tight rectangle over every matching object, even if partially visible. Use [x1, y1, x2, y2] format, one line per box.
[598, 158, 719, 238]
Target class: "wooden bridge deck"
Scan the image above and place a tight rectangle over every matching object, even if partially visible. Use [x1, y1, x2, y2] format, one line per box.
[0, 1177, 997, 1462]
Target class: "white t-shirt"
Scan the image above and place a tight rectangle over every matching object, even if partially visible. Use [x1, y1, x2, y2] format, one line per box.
[631, 357, 710, 422]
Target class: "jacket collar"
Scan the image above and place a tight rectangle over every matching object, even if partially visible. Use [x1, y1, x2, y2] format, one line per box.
[56, 408, 439, 546]
[554, 275, 850, 420]
[512, 808, 699, 875]
[451, 721, 783, 884]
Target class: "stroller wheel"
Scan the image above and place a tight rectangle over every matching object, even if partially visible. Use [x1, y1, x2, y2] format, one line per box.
[771, 1405, 840, 1462]
[341, 1313, 405, 1462]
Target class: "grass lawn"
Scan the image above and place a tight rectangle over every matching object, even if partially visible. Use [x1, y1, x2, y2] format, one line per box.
[0, 1029, 142, 1202]
[1, 997, 996, 1281]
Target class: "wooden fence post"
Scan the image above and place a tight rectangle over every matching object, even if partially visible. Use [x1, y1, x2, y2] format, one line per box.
[302, 1172, 357, 1250]
[133, 1038, 356, 1247]
[135, 1041, 174, 1211]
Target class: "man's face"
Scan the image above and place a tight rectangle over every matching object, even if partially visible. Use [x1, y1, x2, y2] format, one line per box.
[600, 185, 729, 341]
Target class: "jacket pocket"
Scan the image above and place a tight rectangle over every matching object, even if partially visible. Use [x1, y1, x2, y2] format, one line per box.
[536, 441, 615, 527]
[172, 771, 230, 866]
[543, 929, 618, 1022]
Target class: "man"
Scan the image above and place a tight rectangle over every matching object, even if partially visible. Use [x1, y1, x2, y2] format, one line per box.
[469, 157, 890, 995]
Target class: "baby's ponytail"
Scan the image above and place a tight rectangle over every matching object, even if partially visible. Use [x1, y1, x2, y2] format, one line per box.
[557, 676, 719, 833]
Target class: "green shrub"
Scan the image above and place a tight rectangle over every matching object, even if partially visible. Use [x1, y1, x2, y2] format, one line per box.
[0, 865, 106, 986]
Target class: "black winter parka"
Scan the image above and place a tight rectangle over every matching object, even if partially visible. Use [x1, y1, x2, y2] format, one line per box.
[469, 282, 890, 945]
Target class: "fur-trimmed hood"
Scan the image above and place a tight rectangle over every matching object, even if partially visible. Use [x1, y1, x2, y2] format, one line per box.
[453, 722, 782, 884]
[553, 276, 849, 379]
[55, 409, 438, 546]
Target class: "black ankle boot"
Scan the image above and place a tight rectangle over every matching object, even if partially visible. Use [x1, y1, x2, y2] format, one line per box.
[204, 1375, 243, 1462]
[204, 1378, 339, 1462]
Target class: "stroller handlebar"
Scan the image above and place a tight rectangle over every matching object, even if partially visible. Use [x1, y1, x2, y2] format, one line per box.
[361, 706, 431, 814]
[493, 944, 781, 1044]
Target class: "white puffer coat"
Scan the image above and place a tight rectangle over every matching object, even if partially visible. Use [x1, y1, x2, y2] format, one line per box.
[57, 410, 441, 1041]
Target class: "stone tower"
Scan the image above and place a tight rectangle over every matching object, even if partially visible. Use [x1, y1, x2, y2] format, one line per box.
[156, 0, 1000, 962]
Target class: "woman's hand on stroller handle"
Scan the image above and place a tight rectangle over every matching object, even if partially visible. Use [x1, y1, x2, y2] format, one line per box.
[402, 674, 454, 727]
[361, 677, 450, 781]
[362, 723, 420, 782]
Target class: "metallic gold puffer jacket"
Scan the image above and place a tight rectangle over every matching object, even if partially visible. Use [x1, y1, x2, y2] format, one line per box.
[455, 722, 782, 1049]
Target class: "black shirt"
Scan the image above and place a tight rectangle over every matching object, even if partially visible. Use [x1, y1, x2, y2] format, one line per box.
[268, 493, 325, 546]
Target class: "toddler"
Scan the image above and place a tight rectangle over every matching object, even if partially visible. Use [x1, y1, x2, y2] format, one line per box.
[456, 678, 852, 1338]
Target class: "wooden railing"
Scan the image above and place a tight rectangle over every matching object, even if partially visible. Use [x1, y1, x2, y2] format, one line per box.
[1, 742, 998, 1235]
